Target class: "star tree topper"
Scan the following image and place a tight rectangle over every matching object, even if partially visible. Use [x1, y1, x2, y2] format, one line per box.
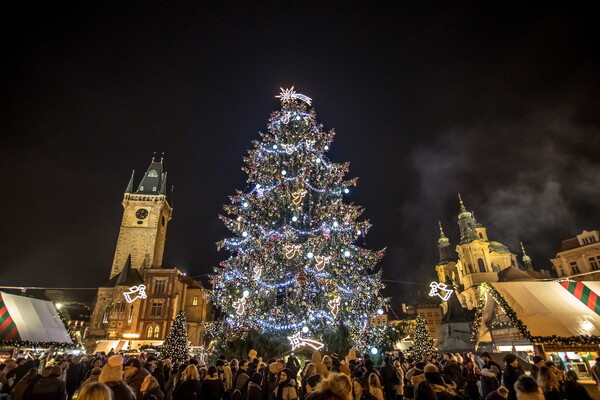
[276, 86, 312, 106]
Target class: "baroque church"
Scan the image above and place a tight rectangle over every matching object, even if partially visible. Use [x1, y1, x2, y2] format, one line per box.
[87, 158, 212, 353]
[434, 196, 540, 309]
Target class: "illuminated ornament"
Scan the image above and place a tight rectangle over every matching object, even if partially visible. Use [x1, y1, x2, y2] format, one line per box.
[314, 255, 331, 271]
[377, 308, 384, 315]
[276, 86, 313, 106]
[243, 202, 249, 208]
[292, 216, 298, 222]
[324, 145, 329, 150]
[307, 252, 314, 259]
[123, 285, 147, 303]
[281, 144, 295, 154]
[292, 190, 307, 206]
[287, 332, 324, 351]
[333, 221, 339, 227]
[284, 244, 301, 259]
[371, 347, 378, 355]
[253, 265, 262, 279]
[428, 282, 454, 301]
[281, 170, 287, 176]
[242, 231, 248, 237]
[344, 188, 349, 194]
[328, 297, 340, 316]
[233, 297, 246, 315]
[296, 270, 307, 285]
[302, 326, 309, 333]
[344, 250, 351, 257]
[281, 113, 291, 124]
[322, 227, 331, 239]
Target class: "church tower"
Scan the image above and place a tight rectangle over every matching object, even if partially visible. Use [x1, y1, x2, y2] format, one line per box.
[435, 222, 459, 285]
[521, 242, 533, 271]
[110, 157, 173, 278]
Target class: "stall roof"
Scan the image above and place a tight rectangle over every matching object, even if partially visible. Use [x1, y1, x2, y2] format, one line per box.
[490, 281, 600, 337]
[0, 291, 73, 345]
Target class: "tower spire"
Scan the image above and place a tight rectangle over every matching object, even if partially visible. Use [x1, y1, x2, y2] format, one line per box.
[125, 170, 135, 193]
[521, 241, 533, 270]
[437, 221, 452, 265]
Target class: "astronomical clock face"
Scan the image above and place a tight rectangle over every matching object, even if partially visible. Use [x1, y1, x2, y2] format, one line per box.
[135, 208, 148, 219]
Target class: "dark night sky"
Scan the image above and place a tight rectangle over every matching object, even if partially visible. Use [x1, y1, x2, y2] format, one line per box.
[2, 2, 599, 303]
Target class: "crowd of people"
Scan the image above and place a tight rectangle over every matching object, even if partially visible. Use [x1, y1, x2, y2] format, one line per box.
[0, 350, 597, 400]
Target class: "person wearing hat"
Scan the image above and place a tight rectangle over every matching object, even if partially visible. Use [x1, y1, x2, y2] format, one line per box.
[481, 364, 501, 399]
[124, 358, 150, 400]
[274, 369, 297, 400]
[529, 356, 544, 381]
[99, 355, 136, 400]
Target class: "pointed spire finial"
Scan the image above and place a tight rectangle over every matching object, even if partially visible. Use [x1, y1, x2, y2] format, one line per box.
[458, 193, 463, 204]
[152, 152, 156, 162]
[520, 241, 527, 255]
[160, 152, 165, 162]
[438, 221, 447, 238]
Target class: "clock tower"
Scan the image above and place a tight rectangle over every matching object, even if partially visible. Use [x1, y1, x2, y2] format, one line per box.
[110, 157, 173, 278]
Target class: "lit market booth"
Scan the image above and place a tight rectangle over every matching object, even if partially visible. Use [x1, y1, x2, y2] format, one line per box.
[472, 281, 600, 380]
[0, 291, 74, 360]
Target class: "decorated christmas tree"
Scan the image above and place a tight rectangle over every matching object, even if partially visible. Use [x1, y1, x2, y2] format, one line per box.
[211, 87, 386, 352]
[162, 311, 189, 363]
[409, 314, 437, 361]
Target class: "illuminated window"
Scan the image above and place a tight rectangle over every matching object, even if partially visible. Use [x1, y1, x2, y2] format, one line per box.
[192, 296, 198, 306]
[153, 325, 160, 338]
[147, 325, 154, 338]
[148, 170, 158, 177]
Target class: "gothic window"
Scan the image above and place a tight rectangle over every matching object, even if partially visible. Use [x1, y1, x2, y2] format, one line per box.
[192, 296, 198, 306]
[478, 258, 486, 273]
[492, 263, 500, 272]
[153, 325, 160, 338]
[147, 325, 154, 338]
[128, 306, 133, 323]
[154, 279, 166, 294]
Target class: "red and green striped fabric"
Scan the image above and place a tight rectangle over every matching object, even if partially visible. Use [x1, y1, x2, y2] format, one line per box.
[0, 293, 21, 341]
[560, 281, 600, 316]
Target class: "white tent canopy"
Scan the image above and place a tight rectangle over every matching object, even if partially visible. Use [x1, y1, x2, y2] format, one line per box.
[0, 291, 73, 345]
[477, 281, 600, 343]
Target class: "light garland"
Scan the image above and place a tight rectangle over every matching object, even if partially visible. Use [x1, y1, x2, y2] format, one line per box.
[123, 285, 147, 303]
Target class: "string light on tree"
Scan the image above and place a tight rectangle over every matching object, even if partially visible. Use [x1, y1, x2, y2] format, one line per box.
[210, 87, 387, 345]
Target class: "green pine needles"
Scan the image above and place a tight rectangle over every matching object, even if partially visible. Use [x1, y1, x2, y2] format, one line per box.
[162, 311, 190, 363]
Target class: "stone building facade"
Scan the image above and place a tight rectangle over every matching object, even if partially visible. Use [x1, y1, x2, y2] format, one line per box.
[87, 159, 212, 352]
[551, 229, 600, 280]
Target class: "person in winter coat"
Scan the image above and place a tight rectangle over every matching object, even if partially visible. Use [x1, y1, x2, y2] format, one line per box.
[562, 370, 591, 400]
[366, 374, 383, 400]
[414, 382, 436, 400]
[484, 386, 509, 400]
[535, 367, 560, 400]
[124, 359, 151, 400]
[11, 367, 38, 400]
[81, 367, 103, 390]
[352, 377, 377, 400]
[247, 373, 263, 400]
[217, 360, 233, 394]
[305, 373, 352, 400]
[173, 365, 202, 400]
[303, 364, 321, 399]
[98, 355, 136, 400]
[274, 369, 297, 400]
[392, 361, 404, 400]
[379, 357, 399, 400]
[27, 365, 67, 400]
[441, 354, 463, 391]
[423, 370, 458, 400]
[66, 357, 86, 399]
[480, 365, 500, 399]
[513, 376, 543, 400]
[141, 375, 164, 400]
[77, 382, 114, 400]
[200, 366, 225, 400]
[501, 354, 523, 400]
[310, 352, 328, 379]
[462, 355, 481, 400]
